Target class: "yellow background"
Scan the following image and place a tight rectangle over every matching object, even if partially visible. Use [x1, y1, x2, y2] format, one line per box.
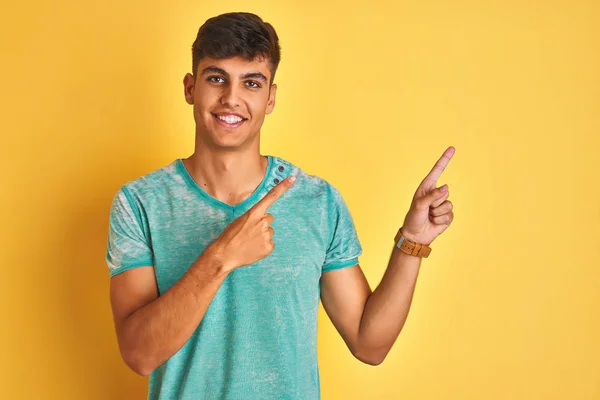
[2, 0, 599, 399]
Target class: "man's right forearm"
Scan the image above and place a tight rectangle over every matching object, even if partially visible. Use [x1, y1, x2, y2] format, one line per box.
[119, 242, 234, 376]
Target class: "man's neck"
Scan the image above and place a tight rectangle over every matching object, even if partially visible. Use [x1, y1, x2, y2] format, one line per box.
[182, 147, 268, 206]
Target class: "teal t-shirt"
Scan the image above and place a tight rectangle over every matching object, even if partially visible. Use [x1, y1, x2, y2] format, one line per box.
[106, 155, 362, 399]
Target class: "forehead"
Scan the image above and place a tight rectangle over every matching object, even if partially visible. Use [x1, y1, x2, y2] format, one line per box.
[197, 56, 272, 79]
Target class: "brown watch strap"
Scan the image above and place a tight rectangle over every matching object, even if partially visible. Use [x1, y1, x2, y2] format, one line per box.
[394, 228, 432, 258]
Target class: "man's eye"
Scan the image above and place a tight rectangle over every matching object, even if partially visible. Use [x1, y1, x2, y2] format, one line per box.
[246, 81, 260, 88]
[208, 76, 225, 83]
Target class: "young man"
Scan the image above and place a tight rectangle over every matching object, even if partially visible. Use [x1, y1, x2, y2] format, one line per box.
[106, 12, 455, 399]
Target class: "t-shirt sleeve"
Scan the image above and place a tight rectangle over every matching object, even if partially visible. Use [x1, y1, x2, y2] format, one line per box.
[106, 187, 154, 278]
[322, 183, 363, 273]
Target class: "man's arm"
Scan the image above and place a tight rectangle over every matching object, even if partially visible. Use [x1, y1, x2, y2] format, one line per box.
[320, 245, 421, 366]
[321, 147, 455, 366]
[110, 243, 230, 376]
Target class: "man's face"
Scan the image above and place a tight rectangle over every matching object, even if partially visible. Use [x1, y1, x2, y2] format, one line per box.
[183, 55, 277, 150]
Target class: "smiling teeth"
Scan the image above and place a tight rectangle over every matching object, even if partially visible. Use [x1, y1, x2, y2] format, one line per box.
[218, 115, 243, 124]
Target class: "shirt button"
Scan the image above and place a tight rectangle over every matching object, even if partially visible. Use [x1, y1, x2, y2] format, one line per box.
[278, 166, 284, 172]
[274, 178, 280, 184]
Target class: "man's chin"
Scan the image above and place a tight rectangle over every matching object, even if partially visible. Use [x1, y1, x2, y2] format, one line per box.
[205, 132, 252, 149]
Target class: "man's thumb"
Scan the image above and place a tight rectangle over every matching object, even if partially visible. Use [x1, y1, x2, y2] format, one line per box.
[423, 184, 448, 206]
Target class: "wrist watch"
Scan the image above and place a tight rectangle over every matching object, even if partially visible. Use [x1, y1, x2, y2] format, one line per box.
[394, 227, 432, 258]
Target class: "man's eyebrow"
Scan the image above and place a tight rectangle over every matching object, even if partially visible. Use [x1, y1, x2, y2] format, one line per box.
[201, 66, 228, 76]
[201, 66, 268, 83]
[242, 72, 268, 83]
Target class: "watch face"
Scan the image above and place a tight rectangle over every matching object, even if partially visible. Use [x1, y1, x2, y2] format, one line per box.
[396, 236, 405, 248]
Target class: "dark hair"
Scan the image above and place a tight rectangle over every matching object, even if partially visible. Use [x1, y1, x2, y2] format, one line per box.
[192, 12, 281, 85]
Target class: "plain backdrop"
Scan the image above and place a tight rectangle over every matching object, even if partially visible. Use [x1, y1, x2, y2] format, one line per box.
[1, 0, 599, 399]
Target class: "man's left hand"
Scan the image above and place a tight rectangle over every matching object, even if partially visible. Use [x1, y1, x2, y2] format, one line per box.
[400, 146, 456, 246]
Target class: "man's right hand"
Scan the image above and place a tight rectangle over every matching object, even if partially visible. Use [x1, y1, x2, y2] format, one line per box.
[212, 175, 296, 272]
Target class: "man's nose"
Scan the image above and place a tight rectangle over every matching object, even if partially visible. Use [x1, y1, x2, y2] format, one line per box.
[220, 83, 241, 107]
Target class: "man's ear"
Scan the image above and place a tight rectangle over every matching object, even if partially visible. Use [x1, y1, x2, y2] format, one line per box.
[183, 73, 195, 105]
[265, 83, 277, 115]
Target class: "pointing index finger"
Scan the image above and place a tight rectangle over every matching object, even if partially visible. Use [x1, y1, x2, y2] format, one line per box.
[251, 175, 296, 215]
[424, 146, 455, 185]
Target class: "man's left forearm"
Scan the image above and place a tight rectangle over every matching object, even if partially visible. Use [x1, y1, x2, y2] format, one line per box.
[356, 245, 423, 364]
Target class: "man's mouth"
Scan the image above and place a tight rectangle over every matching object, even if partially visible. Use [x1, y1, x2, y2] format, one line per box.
[211, 113, 248, 129]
